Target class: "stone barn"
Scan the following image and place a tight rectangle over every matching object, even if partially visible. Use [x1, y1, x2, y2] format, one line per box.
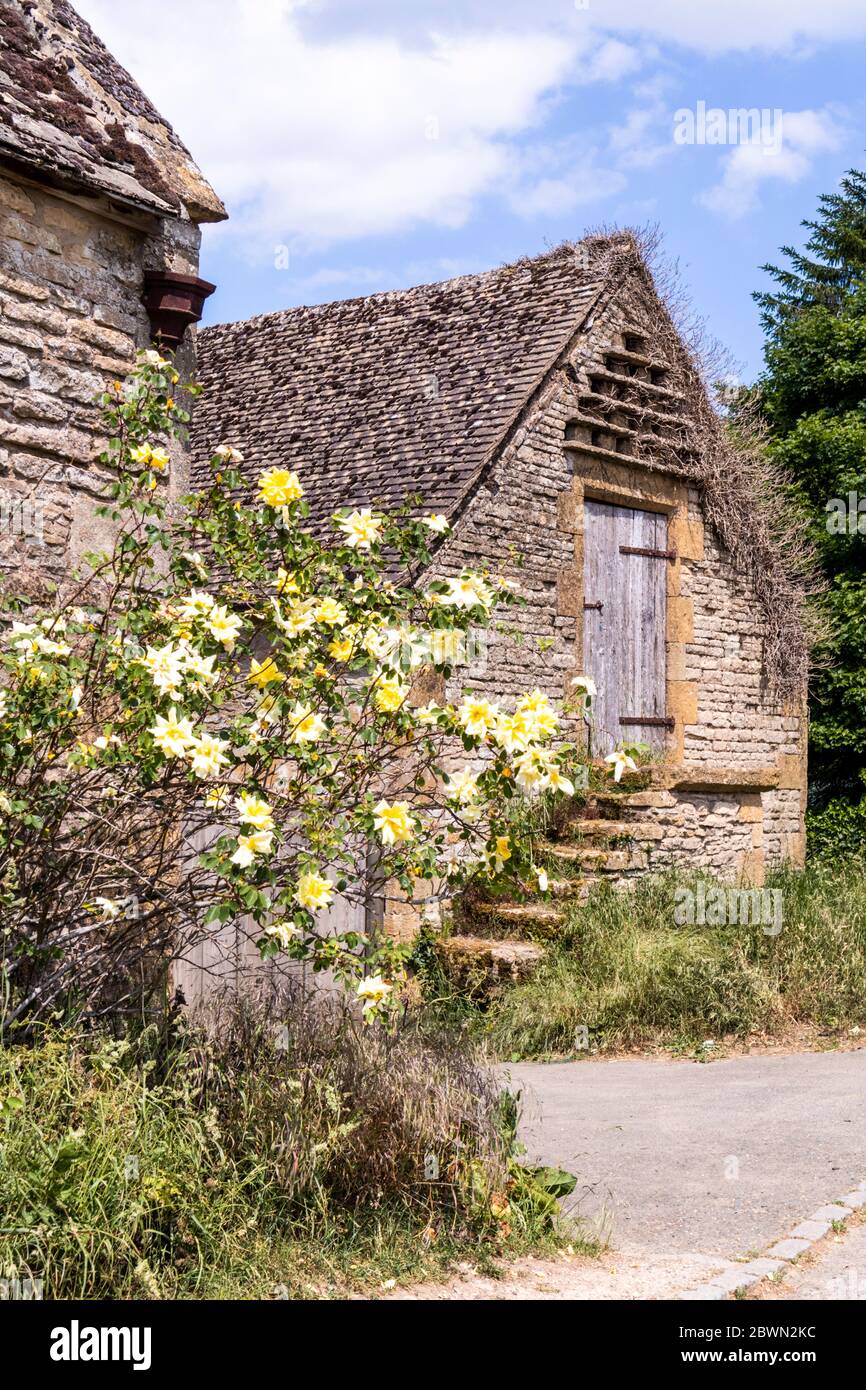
[192, 239, 808, 910]
[0, 2, 809, 972]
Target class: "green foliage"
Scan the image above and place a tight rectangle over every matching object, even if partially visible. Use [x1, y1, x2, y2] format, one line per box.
[0, 991, 570, 1299]
[806, 798, 866, 862]
[756, 168, 866, 331]
[754, 169, 866, 833]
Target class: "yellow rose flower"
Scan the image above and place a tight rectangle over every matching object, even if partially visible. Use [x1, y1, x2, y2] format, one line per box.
[493, 711, 533, 754]
[231, 830, 274, 867]
[516, 688, 558, 739]
[548, 765, 575, 796]
[356, 973, 393, 1017]
[149, 709, 196, 758]
[413, 702, 442, 725]
[266, 921, 302, 949]
[457, 696, 499, 738]
[214, 444, 244, 464]
[335, 508, 382, 550]
[328, 636, 354, 662]
[287, 703, 326, 743]
[444, 767, 480, 805]
[235, 791, 275, 831]
[188, 734, 231, 779]
[258, 468, 304, 507]
[248, 656, 284, 689]
[206, 605, 243, 651]
[315, 596, 348, 626]
[373, 800, 414, 846]
[435, 574, 493, 610]
[514, 748, 553, 792]
[294, 871, 334, 912]
[175, 590, 215, 619]
[273, 568, 301, 596]
[373, 675, 408, 713]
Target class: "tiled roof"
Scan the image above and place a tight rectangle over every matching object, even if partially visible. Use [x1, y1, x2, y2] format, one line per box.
[192, 244, 604, 524]
[0, 0, 225, 220]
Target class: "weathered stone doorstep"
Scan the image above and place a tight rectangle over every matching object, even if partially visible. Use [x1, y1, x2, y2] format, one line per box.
[436, 933, 544, 986]
[551, 819, 664, 842]
[471, 900, 567, 934]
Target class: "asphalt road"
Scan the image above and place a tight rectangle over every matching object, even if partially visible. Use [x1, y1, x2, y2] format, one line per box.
[503, 1049, 866, 1261]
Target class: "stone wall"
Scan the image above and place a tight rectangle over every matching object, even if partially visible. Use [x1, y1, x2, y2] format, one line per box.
[0, 165, 201, 593]
[680, 514, 803, 769]
[634, 789, 758, 878]
[435, 374, 579, 713]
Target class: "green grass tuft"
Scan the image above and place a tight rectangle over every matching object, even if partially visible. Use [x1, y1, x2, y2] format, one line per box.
[416, 861, 866, 1060]
[0, 988, 577, 1299]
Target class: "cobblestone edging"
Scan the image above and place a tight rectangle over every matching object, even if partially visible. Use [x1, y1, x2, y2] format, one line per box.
[681, 1181, 866, 1300]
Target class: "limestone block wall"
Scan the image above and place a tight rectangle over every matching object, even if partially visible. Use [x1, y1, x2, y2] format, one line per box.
[680, 514, 803, 769]
[433, 375, 581, 715]
[636, 790, 758, 879]
[762, 788, 806, 868]
[0, 166, 201, 592]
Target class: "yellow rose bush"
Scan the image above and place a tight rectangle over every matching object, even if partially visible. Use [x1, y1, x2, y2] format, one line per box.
[0, 352, 576, 1033]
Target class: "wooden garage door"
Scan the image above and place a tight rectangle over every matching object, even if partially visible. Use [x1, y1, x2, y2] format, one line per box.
[583, 499, 668, 755]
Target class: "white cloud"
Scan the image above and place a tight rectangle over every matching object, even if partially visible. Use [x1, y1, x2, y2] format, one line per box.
[510, 169, 626, 218]
[76, 0, 628, 253]
[607, 88, 677, 172]
[697, 108, 846, 219]
[360, 0, 866, 55]
[291, 265, 389, 290]
[287, 254, 487, 299]
[506, 136, 628, 217]
[591, 0, 866, 55]
[581, 38, 644, 83]
[71, 0, 864, 258]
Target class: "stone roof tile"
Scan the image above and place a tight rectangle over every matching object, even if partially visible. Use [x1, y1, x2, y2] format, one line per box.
[193, 244, 604, 524]
[0, 0, 225, 221]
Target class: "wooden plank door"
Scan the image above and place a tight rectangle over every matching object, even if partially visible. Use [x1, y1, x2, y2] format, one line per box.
[582, 499, 668, 755]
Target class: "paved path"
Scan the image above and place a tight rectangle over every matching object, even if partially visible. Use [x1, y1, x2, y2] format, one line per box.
[391, 1049, 866, 1299]
[504, 1050, 866, 1260]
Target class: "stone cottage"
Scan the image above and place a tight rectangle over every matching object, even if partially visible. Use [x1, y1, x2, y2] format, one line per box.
[0, 0, 225, 592]
[193, 239, 809, 902]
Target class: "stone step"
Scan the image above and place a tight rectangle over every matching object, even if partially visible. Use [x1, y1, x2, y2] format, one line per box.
[436, 934, 544, 990]
[553, 819, 664, 843]
[540, 840, 602, 863]
[470, 899, 566, 936]
[557, 818, 634, 841]
[538, 876, 589, 899]
[592, 789, 677, 815]
[537, 842, 648, 873]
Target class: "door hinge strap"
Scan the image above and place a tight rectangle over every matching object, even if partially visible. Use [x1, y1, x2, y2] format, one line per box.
[619, 545, 677, 560]
[620, 716, 675, 730]
[583, 600, 603, 611]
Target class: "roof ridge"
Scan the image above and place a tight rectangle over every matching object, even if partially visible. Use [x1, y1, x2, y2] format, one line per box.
[200, 239, 605, 336]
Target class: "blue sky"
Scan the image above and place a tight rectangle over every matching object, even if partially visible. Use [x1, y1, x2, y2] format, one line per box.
[77, 0, 866, 382]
